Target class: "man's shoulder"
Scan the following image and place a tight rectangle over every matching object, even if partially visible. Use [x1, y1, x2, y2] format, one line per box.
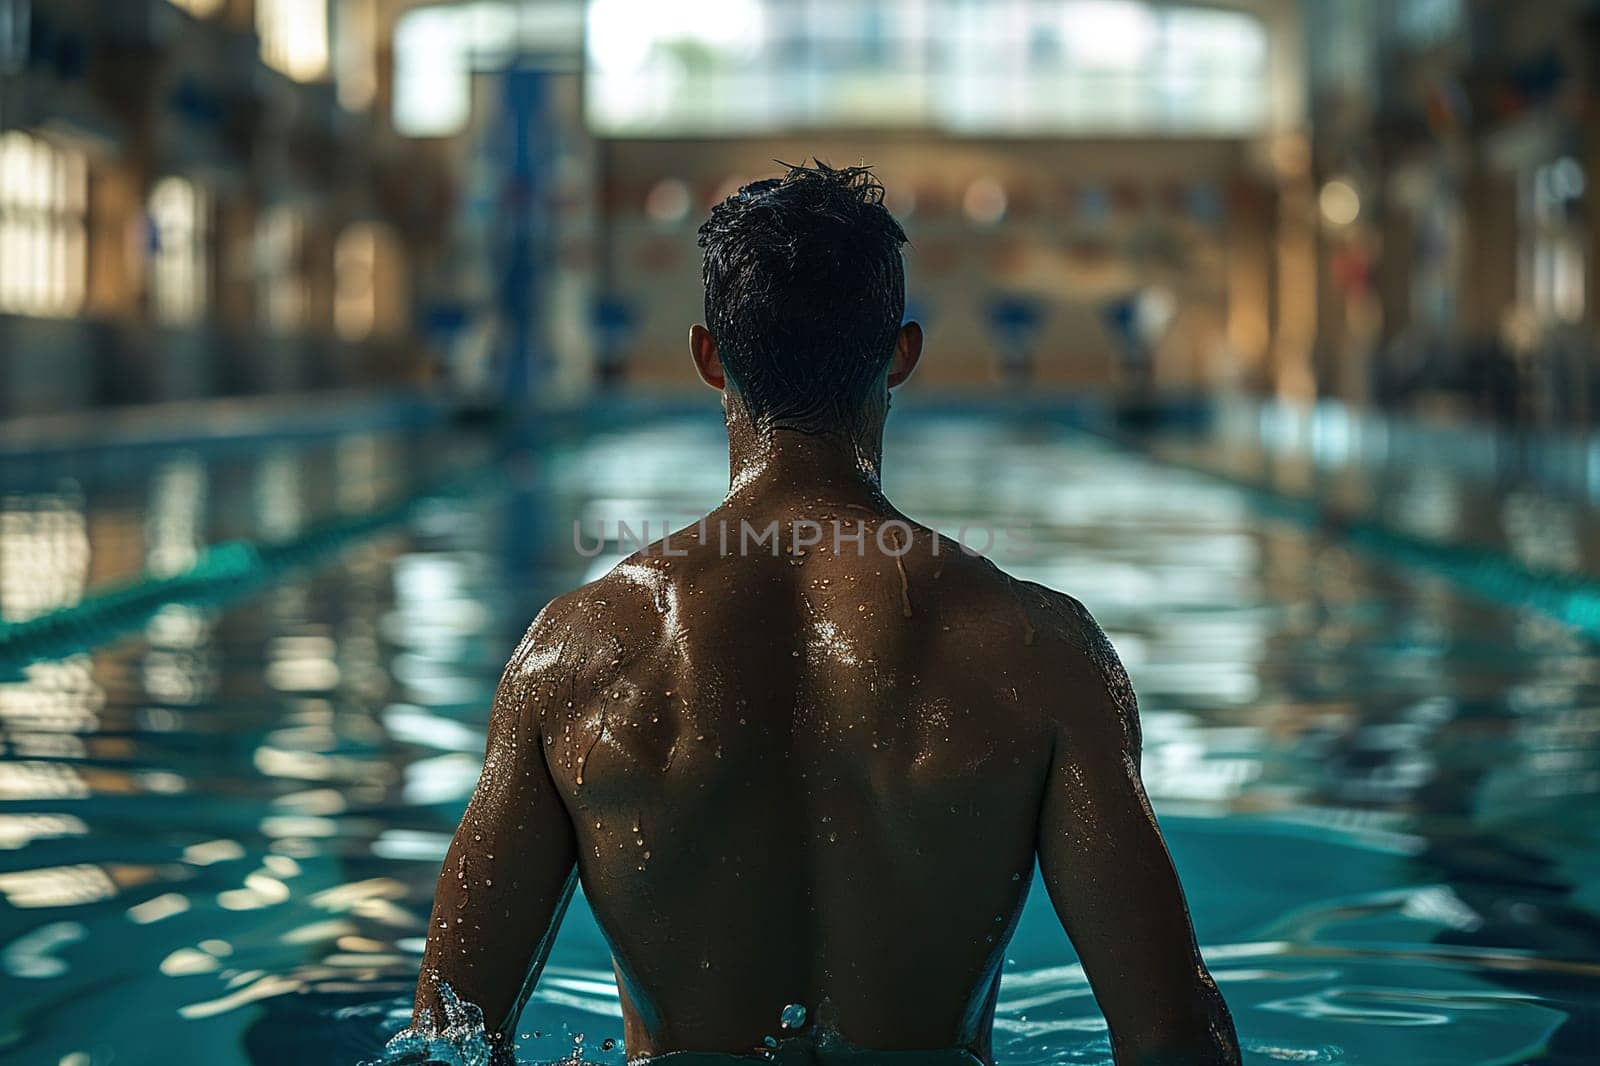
[924, 545, 1100, 637]
[1008, 576, 1099, 639]
[1004, 576, 1141, 744]
[517, 516, 754, 648]
[506, 565, 668, 677]
[929, 556, 1137, 727]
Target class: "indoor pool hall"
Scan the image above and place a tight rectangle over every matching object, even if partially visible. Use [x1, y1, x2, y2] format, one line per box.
[3, 3, 1600, 1064]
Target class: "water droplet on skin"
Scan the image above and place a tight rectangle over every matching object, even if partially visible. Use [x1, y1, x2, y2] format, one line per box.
[779, 1003, 808, 1030]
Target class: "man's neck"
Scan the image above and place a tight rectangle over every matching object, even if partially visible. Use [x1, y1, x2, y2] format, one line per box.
[725, 419, 888, 508]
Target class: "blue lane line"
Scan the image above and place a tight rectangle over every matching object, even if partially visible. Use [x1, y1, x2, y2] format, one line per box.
[1128, 443, 1600, 642]
[0, 466, 499, 675]
[0, 393, 446, 467]
[11, 395, 1597, 668]
[533, 399, 1600, 640]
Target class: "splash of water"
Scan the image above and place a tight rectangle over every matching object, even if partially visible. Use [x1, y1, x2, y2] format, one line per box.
[367, 983, 504, 1066]
[365, 984, 616, 1066]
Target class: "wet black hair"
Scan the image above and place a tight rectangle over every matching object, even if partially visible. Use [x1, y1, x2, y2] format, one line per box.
[697, 160, 909, 434]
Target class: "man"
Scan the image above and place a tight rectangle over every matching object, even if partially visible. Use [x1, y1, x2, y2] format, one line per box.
[409, 162, 1239, 1065]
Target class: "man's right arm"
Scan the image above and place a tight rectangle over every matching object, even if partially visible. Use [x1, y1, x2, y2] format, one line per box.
[1034, 603, 1239, 1065]
[410, 600, 581, 1050]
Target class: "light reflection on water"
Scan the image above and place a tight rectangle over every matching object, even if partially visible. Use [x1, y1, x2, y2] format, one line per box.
[0, 415, 1598, 1064]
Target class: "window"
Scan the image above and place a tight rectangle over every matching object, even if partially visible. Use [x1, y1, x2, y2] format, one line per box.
[149, 177, 210, 326]
[584, 0, 1270, 136]
[0, 130, 87, 318]
[1520, 157, 1587, 325]
[393, 6, 474, 137]
[335, 221, 405, 341]
[392, 2, 584, 137]
[257, 206, 306, 334]
[334, 224, 375, 341]
[258, 0, 330, 82]
[335, 0, 379, 112]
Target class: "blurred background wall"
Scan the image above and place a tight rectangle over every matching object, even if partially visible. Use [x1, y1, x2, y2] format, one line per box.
[0, 0, 1595, 425]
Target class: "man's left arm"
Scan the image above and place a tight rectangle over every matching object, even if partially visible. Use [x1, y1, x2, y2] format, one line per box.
[411, 627, 579, 1047]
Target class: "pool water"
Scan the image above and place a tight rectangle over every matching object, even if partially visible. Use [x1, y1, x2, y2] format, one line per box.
[2, 412, 1599, 1065]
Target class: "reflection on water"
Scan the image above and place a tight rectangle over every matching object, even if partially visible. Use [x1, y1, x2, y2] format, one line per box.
[1155, 398, 1600, 581]
[0, 431, 457, 599]
[1, 487, 90, 620]
[1, 414, 1599, 1064]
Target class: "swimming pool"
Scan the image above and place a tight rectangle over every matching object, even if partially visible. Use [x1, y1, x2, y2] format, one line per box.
[2, 410, 1598, 1065]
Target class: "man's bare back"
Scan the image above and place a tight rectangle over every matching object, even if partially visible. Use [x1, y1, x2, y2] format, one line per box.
[407, 161, 1236, 1065]
[412, 465, 1236, 1064]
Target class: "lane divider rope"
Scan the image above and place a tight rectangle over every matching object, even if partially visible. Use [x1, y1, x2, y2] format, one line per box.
[0, 467, 500, 675]
[1124, 440, 1600, 641]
